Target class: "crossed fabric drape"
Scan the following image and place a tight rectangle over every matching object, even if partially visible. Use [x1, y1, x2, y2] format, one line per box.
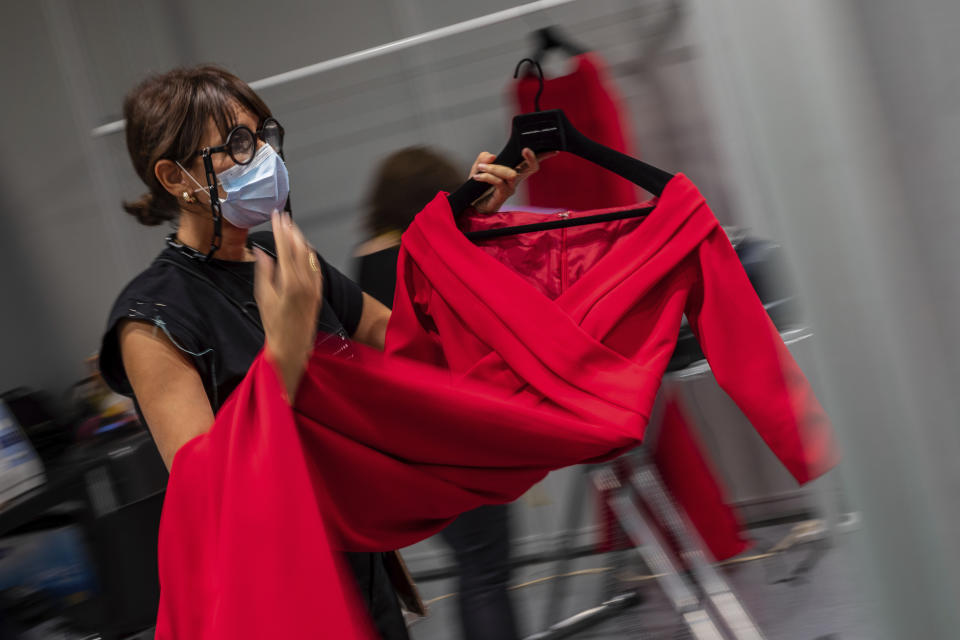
[386, 174, 837, 557]
[155, 344, 646, 639]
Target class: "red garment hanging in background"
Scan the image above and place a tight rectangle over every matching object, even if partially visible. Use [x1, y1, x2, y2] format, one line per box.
[597, 393, 748, 559]
[650, 394, 747, 558]
[514, 53, 639, 209]
[387, 175, 838, 560]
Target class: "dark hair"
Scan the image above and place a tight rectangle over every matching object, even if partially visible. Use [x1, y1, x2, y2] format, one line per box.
[121, 65, 272, 226]
[365, 146, 462, 235]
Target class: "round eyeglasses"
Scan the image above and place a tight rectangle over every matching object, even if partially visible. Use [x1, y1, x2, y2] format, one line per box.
[198, 117, 284, 165]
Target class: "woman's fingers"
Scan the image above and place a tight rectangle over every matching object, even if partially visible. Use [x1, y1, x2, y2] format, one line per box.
[254, 247, 275, 286]
[476, 162, 518, 185]
[515, 148, 556, 178]
[469, 146, 556, 213]
[253, 247, 278, 313]
[469, 151, 497, 178]
[519, 147, 537, 174]
[271, 211, 295, 282]
[286, 218, 307, 278]
[475, 161, 519, 197]
[308, 249, 324, 298]
[286, 219, 323, 299]
[472, 171, 507, 189]
[474, 148, 549, 183]
[517, 147, 539, 178]
[270, 210, 320, 299]
[257, 212, 324, 402]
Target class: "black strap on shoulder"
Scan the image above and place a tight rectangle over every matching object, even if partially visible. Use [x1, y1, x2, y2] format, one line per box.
[155, 255, 264, 334]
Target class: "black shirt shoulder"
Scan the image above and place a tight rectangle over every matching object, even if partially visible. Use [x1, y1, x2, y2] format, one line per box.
[101, 236, 364, 414]
[250, 231, 364, 335]
[99, 251, 214, 396]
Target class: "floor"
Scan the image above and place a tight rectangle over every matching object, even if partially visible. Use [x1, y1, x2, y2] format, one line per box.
[34, 522, 875, 639]
[408, 522, 877, 640]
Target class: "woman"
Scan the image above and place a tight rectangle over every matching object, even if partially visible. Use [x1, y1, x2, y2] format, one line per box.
[98, 65, 542, 638]
[355, 146, 462, 305]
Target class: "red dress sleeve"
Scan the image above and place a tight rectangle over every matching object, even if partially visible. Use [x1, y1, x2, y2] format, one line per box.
[155, 350, 375, 640]
[384, 245, 447, 366]
[684, 228, 838, 483]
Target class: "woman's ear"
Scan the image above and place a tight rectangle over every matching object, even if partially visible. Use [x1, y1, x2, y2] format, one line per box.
[155, 159, 190, 198]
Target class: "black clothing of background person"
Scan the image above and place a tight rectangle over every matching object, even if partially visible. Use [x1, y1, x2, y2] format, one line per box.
[356, 246, 401, 307]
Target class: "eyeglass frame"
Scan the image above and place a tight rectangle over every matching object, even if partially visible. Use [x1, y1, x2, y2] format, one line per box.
[192, 116, 285, 166]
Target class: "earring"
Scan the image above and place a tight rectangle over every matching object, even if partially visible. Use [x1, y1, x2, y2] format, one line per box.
[182, 191, 197, 204]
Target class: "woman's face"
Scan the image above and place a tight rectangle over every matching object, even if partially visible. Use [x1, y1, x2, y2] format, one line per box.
[182, 104, 266, 200]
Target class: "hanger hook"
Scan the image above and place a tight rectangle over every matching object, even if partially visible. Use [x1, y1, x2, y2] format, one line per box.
[513, 57, 544, 112]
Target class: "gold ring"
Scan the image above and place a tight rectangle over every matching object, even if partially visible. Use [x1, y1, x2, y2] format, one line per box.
[308, 252, 320, 272]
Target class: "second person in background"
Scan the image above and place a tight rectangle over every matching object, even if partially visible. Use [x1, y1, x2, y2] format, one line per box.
[356, 146, 522, 640]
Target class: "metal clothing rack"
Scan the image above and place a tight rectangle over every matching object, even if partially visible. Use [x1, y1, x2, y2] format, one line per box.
[89, 0, 581, 138]
[527, 406, 766, 640]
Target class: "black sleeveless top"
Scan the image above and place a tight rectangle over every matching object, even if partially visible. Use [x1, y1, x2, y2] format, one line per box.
[100, 231, 363, 416]
[99, 233, 412, 638]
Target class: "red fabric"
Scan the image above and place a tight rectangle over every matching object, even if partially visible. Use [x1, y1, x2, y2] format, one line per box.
[155, 350, 375, 640]
[387, 174, 838, 558]
[597, 395, 748, 559]
[514, 53, 639, 209]
[651, 394, 749, 559]
[156, 346, 643, 639]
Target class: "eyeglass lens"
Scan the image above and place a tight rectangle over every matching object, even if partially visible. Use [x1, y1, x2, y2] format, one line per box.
[227, 120, 283, 165]
[261, 120, 283, 154]
[227, 127, 256, 164]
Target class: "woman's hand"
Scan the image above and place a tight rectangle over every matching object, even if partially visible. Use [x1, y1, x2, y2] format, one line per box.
[469, 147, 556, 214]
[254, 211, 323, 403]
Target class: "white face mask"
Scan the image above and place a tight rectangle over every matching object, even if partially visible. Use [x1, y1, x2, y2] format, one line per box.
[177, 144, 290, 228]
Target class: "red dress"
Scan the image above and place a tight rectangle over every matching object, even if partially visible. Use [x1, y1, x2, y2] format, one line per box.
[154, 175, 836, 637]
[387, 174, 838, 558]
[156, 346, 647, 639]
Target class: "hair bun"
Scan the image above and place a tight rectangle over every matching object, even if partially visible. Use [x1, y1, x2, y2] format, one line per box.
[122, 193, 177, 226]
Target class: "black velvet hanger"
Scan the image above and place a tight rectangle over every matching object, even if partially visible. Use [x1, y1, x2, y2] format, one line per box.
[448, 58, 673, 240]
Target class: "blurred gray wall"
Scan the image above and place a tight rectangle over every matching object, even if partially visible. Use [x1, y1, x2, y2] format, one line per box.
[0, 0, 749, 599]
[0, 0, 726, 395]
[693, 1, 960, 637]
[0, 0, 733, 581]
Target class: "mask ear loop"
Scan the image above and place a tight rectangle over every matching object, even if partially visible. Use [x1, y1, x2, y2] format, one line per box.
[175, 160, 212, 197]
[176, 154, 223, 261]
